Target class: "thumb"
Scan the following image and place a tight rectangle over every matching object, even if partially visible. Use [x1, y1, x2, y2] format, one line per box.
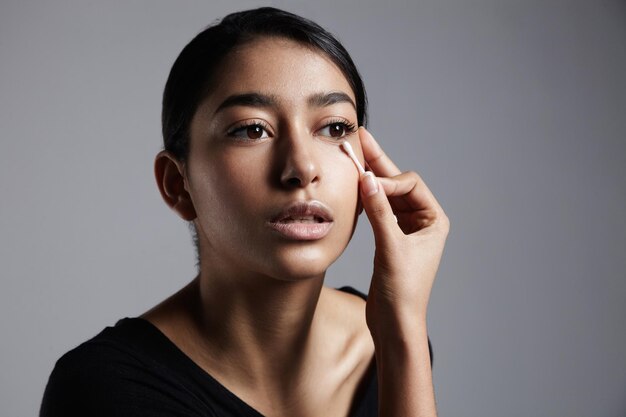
[360, 171, 398, 246]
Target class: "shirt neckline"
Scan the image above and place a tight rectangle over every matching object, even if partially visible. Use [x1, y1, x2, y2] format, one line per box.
[117, 285, 372, 417]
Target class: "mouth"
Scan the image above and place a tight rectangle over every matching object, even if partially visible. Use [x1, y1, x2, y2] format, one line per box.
[277, 216, 327, 223]
[270, 200, 334, 223]
[268, 200, 334, 240]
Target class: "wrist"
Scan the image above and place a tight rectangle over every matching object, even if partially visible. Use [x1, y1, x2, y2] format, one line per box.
[369, 314, 428, 350]
[367, 297, 428, 337]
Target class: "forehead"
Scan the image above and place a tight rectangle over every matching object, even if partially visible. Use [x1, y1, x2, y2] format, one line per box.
[202, 36, 356, 110]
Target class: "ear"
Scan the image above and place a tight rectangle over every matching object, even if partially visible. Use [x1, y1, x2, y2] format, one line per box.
[154, 150, 197, 221]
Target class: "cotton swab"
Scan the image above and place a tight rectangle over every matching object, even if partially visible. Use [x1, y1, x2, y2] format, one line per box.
[341, 139, 398, 223]
[340, 140, 366, 175]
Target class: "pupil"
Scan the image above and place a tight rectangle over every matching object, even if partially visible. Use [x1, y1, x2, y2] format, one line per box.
[330, 124, 345, 137]
[247, 126, 263, 139]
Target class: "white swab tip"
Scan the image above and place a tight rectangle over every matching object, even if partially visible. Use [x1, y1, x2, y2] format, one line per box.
[340, 140, 366, 175]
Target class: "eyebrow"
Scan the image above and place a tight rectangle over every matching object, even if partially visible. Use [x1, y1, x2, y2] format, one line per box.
[308, 91, 356, 110]
[213, 91, 356, 115]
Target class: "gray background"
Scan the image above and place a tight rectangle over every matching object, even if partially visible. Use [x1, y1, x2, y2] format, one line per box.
[1, 0, 625, 416]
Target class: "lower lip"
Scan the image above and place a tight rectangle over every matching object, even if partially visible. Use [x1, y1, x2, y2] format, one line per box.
[267, 221, 333, 240]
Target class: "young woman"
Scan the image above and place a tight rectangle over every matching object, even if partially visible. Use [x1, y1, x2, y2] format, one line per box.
[41, 7, 449, 417]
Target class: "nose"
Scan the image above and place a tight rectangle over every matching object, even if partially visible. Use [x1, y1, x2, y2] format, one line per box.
[278, 129, 320, 189]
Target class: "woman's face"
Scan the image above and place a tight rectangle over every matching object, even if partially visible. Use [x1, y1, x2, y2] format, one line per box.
[184, 36, 364, 281]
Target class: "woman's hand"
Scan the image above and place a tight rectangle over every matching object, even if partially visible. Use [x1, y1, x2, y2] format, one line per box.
[357, 126, 447, 416]
[356, 127, 450, 340]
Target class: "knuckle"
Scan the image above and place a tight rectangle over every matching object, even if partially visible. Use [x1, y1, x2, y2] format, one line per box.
[437, 212, 451, 233]
[369, 151, 385, 166]
[405, 170, 422, 183]
[370, 202, 387, 218]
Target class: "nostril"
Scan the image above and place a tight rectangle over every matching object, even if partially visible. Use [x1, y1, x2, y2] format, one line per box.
[280, 163, 319, 188]
[285, 177, 301, 187]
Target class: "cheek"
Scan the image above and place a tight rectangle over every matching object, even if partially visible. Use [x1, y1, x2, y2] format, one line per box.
[323, 150, 361, 215]
[187, 151, 265, 223]
[324, 146, 360, 189]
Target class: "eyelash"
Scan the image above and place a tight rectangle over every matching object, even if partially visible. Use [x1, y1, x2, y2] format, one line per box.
[319, 118, 358, 139]
[226, 118, 357, 141]
[226, 120, 272, 140]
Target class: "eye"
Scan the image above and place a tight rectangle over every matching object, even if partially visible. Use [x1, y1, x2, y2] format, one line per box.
[317, 120, 357, 140]
[227, 122, 270, 140]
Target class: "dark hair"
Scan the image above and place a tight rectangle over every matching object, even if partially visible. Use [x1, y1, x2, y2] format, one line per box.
[161, 6, 368, 162]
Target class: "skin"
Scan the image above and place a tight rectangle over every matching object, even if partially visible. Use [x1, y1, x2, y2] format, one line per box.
[148, 35, 448, 417]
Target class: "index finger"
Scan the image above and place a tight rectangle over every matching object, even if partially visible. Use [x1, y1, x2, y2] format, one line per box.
[358, 127, 402, 177]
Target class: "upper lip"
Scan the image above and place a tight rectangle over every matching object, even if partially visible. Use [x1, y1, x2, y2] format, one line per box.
[270, 200, 334, 223]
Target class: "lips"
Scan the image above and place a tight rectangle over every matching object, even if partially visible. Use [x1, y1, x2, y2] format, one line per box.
[270, 200, 334, 223]
[267, 200, 334, 240]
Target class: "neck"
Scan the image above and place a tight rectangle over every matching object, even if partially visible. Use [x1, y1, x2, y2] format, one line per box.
[189, 264, 328, 392]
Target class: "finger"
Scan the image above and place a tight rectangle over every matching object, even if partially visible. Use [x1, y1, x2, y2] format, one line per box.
[358, 127, 402, 177]
[359, 171, 399, 246]
[378, 172, 444, 214]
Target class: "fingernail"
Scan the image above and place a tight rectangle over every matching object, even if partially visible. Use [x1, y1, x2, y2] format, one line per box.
[361, 171, 378, 197]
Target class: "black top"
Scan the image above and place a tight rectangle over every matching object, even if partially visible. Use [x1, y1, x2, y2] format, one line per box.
[40, 286, 386, 417]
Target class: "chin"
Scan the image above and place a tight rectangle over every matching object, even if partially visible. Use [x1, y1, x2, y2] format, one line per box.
[264, 245, 340, 281]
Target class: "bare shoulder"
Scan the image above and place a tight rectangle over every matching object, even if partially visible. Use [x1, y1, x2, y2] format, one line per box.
[322, 286, 368, 324]
[139, 280, 196, 340]
[320, 286, 375, 367]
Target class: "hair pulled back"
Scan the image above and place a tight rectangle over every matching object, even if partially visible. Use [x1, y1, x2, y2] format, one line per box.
[161, 6, 368, 161]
